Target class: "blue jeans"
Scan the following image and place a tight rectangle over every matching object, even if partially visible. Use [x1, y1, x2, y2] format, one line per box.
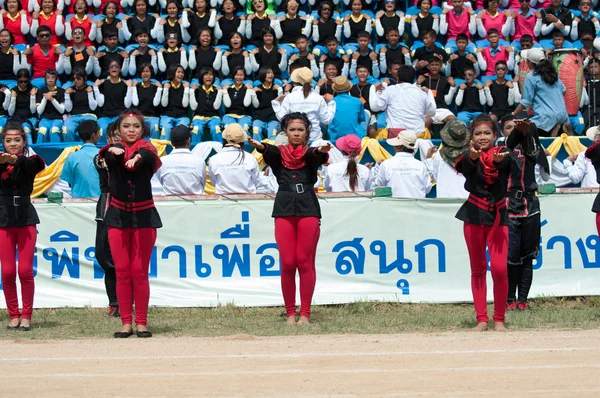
[98, 116, 119, 144]
[64, 114, 98, 142]
[222, 115, 252, 132]
[252, 119, 280, 140]
[160, 116, 190, 140]
[144, 116, 161, 139]
[191, 116, 221, 142]
[457, 111, 482, 126]
[37, 118, 64, 143]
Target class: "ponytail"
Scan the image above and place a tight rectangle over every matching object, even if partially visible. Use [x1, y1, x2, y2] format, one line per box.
[303, 82, 311, 99]
[534, 59, 558, 86]
[344, 156, 359, 192]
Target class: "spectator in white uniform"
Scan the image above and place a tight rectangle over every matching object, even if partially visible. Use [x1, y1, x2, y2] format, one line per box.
[208, 123, 261, 194]
[272, 67, 336, 141]
[323, 134, 375, 192]
[373, 65, 436, 134]
[154, 126, 207, 195]
[376, 130, 432, 199]
[424, 120, 469, 199]
[563, 127, 600, 188]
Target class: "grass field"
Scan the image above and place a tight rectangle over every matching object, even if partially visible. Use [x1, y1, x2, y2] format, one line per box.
[2, 296, 599, 340]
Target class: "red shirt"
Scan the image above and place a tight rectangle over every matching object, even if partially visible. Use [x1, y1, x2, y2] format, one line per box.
[513, 10, 538, 41]
[2, 13, 29, 45]
[481, 46, 509, 76]
[481, 12, 507, 39]
[69, 15, 94, 47]
[28, 45, 59, 78]
[447, 10, 471, 41]
[37, 12, 62, 46]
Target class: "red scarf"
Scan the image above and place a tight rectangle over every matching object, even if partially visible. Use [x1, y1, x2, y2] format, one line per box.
[279, 144, 308, 170]
[479, 146, 503, 184]
[123, 140, 162, 173]
[0, 152, 22, 180]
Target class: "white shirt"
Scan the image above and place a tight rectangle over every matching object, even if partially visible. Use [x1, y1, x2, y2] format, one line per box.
[208, 146, 261, 194]
[323, 158, 375, 192]
[374, 83, 436, 133]
[376, 152, 432, 199]
[272, 86, 336, 140]
[424, 155, 469, 199]
[154, 148, 207, 195]
[563, 152, 599, 188]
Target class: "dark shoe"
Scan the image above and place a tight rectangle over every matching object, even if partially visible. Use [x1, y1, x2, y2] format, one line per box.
[107, 306, 120, 317]
[18, 326, 32, 331]
[6, 325, 19, 330]
[136, 330, 152, 338]
[113, 331, 134, 338]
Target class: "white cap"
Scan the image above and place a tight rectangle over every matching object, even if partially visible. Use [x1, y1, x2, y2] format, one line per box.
[386, 130, 417, 149]
[524, 48, 546, 65]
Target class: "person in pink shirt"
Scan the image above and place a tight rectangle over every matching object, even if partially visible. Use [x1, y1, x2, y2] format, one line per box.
[509, 0, 542, 50]
[476, 0, 511, 46]
[440, 0, 476, 52]
[476, 29, 514, 82]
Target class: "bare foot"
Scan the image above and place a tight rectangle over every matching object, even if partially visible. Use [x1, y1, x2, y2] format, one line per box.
[7, 318, 20, 328]
[297, 316, 310, 326]
[494, 322, 507, 332]
[286, 316, 296, 325]
[120, 323, 133, 333]
[472, 322, 488, 332]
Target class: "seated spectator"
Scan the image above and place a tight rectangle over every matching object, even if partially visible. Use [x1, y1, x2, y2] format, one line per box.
[318, 36, 349, 78]
[376, 130, 432, 198]
[272, 0, 311, 55]
[128, 28, 158, 78]
[484, 60, 520, 123]
[476, 29, 514, 82]
[157, 32, 188, 81]
[214, 0, 246, 48]
[440, 0, 476, 52]
[508, 0, 542, 51]
[94, 31, 128, 79]
[329, 76, 365, 141]
[249, 27, 287, 84]
[251, 66, 282, 141]
[475, 0, 510, 44]
[1, 0, 30, 46]
[563, 126, 600, 187]
[349, 31, 379, 80]
[221, 32, 252, 86]
[317, 59, 339, 97]
[8, 69, 36, 144]
[124, 0, 160, 46]
[96, 1, 128, 44]
[410, 0, 440, 44]
[245, 0, 274, 50]
[0, 85, 10, 133]
[445, 33, 479, 81]
[65, 0, 96, 47]
[35, 69, 66, 143]
[379, 27, 411, 77]
[0, 29, 22, 90]
[349, 64, 378, 136]
[424, 120, 469, 199]
[412, 30, 447, 75]
[375, 0, 404, 45]
[546, 30, 572, 53]
[186, 0, 217, 48]
[208, 123, 261, 194]
[154, 126, 207, 195]
[157, 0, 190, 44]
[94, 60, 128, 142]
[323, 134, 374, 192]
[30, 0, 66, 47]
[373, 65, 436, 134]
[288, 34, 319, 77]
[416, 57, 457, 128]
[22, 26, 64, 88]
[312, 2, 342, 54]
[455, 66, 485, 125]
[62, 26, 96, 87]
[570, 1, 598, 42]
[60, 119, 101, 198]
[539, 0, 572, 49]
[342, 0, 372, 53]
[190, 67, 223, 142]
[63, 68, 98, 142]
[188, 28, 222, 86]
[160, 64, 190, 140]
[128, 63, 163, 139]
[222, 66, 254, 133]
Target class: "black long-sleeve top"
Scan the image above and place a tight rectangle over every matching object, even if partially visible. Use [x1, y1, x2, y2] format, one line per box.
[93, 153, 109, 222]
[99, 79, 127, 117]
[258, 143, 328, 218]
[455, 147, 511, 226]
[0, 154, 45, 227]
[11, 84, 35, 121]
[98, 142, 162, 228]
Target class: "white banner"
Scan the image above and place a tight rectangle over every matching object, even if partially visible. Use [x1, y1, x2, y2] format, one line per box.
[1, 194, 599, 308]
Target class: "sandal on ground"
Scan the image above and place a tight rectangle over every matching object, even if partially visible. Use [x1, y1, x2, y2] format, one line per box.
[18, 325, 32, 331]
[114, 331, 134, 338]
[136, 330, 152, 338]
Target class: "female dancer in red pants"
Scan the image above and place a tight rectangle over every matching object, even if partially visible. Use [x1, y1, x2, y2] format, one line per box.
[455, 114, 511, 332]
[99, 109, 162, 338]
[249, 112, 332, 326]
[0, 121, 45, 331]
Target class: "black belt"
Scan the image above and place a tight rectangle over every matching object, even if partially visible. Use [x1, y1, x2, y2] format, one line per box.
[507, 190, 536, 199]
[0, 196, 31, 207]
[278, 183, 313, 194]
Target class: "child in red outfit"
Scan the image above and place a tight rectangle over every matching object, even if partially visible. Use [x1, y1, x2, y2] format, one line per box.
[454, 114, 511, 332]
[0, 121, 46, 331]
[248, 112, 332, 326]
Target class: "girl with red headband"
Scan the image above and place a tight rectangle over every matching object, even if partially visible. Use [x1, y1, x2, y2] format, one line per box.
[454, 114, 511, 332]
[249, 112, 332, 326]
[0, 121, 46, 331]
[98, 108, 162, 338]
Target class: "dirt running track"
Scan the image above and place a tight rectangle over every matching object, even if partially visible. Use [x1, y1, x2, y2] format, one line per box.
[1, 330, 599, 397]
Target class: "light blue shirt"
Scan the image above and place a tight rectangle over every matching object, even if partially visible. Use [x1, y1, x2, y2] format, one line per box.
[328, 93, 366, 141]
[520, 72, 569, 132]
[61, 143, 101, 198]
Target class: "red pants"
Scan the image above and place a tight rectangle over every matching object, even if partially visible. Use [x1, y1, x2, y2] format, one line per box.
[596, 213, 600, 237]
[0, 226, 36, 320]
[108, 227, 156, 326]
[274, 216, 320, 317]
[464, 223, 509, 323]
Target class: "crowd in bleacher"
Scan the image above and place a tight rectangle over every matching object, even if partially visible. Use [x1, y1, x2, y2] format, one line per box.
[1, 0, 600, 146]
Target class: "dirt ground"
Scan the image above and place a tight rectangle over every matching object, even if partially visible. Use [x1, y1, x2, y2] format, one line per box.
[1, 329, 599, 397]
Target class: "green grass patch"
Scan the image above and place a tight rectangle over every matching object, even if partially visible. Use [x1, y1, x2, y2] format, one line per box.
[1, 297, 599, 340]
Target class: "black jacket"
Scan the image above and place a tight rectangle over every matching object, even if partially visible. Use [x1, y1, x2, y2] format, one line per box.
[0, 154, 45, 227]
